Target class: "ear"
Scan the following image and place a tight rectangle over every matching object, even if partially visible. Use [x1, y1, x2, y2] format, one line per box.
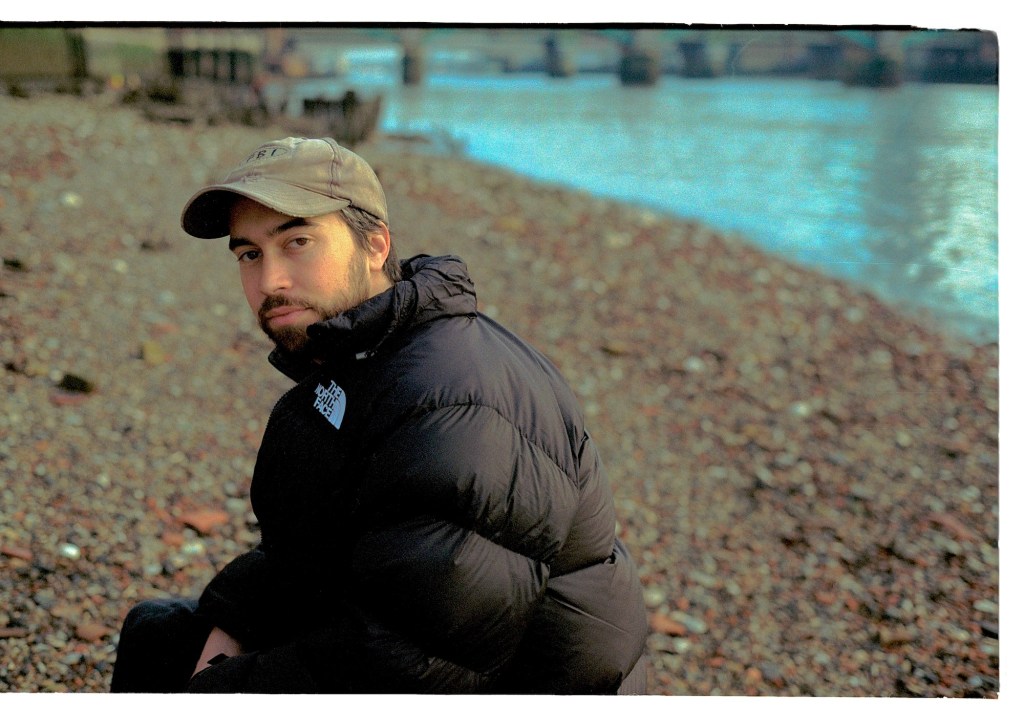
[366, 222, 391, 273]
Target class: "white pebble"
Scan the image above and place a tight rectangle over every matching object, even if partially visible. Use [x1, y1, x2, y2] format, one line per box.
[57, 543, 81, 560]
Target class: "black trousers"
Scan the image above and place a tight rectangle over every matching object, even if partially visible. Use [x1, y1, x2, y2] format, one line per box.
[111, 598, 647, 694]
[110, 598, 212, 693]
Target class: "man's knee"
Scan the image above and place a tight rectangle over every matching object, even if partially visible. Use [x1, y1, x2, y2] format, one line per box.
[120, 598, 200, 641]
[111, 598, 206, 693]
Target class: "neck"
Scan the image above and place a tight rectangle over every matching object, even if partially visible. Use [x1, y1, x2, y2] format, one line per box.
[367, 272, 395, 300]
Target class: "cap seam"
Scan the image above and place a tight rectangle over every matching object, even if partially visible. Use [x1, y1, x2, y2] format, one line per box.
[326, 138, 341, 202]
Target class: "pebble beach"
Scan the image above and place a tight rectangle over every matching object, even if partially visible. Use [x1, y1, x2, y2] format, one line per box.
[0, 93, 1000, 696]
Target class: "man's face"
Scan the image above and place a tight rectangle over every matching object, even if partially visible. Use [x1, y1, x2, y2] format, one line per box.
[227, 198, 373, 355]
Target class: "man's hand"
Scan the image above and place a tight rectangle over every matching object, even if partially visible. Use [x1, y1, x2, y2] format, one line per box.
[191, 626, 245, 678]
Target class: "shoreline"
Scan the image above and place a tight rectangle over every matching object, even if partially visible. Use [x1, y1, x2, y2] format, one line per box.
[366, 129, 998, 349]
[0, 93, 999, 696]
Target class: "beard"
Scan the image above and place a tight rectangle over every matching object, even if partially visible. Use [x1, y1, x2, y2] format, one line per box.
[258, 254, 371, 357]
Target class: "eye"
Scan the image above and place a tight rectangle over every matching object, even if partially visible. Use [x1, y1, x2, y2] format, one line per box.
[235, 249, 260, 263]
[288, 236, 311, 249]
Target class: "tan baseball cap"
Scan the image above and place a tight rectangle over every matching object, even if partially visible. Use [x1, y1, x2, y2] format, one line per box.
[181, 137, 388, 239]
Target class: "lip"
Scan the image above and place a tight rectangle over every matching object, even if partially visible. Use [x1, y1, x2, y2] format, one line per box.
[264, 306, 310, 327]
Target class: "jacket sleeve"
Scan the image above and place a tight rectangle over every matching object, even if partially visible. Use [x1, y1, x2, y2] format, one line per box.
[185, 604, 495, 693]
[192, 546, 278, 649]
[343, 403, 582, 680]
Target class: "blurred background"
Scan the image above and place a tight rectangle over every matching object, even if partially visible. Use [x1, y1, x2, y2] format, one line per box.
[0, 22, 1002, 698]
[1, 24, 998, 342]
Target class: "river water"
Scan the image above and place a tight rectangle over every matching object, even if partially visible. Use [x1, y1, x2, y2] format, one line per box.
[285, 72, 999, 344]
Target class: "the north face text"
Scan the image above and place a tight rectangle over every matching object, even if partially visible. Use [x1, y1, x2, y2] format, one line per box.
[313, 380, 346, 429]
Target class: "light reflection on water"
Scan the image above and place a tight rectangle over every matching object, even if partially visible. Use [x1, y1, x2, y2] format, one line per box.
[289, 73, 998, 343]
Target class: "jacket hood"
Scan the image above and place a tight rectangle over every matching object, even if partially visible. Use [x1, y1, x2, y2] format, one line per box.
[269, 254, 477, 381]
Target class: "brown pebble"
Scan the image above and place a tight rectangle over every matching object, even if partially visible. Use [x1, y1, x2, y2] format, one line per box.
[649, 613, 688, 637]
[1, 543, 34, 561]
[74, 622, 114, 642]
[880, 627, 918, 646]
[177, 508, 230, 535]
[0, 627, 30, 639]
[601, 340, 635, 357]
[49, 391, 90, 406]
[927, 512, 981, 542]
[50, 603, 80, 620]
[745, 666, 763, 686]
[161, 531, 186, 547]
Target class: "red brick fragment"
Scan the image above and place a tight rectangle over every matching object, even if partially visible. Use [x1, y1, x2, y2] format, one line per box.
[1, 544, 34, 562]
[49, 391, 89, 406]
[649, 613, 687, 636]
[177, 509, 230, 535]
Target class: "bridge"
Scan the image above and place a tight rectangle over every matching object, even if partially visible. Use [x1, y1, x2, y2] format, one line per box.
[8, 26, 991, 92]
[276, 27, 998, 87]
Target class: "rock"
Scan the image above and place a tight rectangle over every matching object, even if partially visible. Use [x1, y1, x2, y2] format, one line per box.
[49, 604, 80, 620]
[680, 614, 709, 635]
[161, 531, 185, 547]
[649, 613, 687, 637]
[643, 587, 667, 608]
[600, 340, 634, 357]
[683, 356, 706, 373]
[74, 622, 114, 642]
[141, 340, 169, 365]
[927, 512, 981, 542]
[973, 599, 998, 615]
[761, 662, 786, 687]
[879, 627, 918, 646]
[745, 666, 763, 686]
[57, 542, 81, 560]
[181, 540, 206, 556]
[33, 589, 57, 610]
[1, 544, 33, 561]
[177, 509, 230, 535]
[56, 373, 95, 393]
[225, 497, 249, 515]
[59, 191, 82, 208]
[789, 401, 813, 417]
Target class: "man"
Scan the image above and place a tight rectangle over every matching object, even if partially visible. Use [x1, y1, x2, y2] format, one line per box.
[111, 137, 648, 694]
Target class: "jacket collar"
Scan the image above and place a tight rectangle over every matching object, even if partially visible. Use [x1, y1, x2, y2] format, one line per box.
[268, 254, 477, 381]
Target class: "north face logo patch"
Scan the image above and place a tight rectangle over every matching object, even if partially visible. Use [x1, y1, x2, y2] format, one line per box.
[313, 380, 346, 429]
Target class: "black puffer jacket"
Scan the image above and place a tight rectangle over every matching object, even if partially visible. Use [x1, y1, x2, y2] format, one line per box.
[189, 255, 648, 693]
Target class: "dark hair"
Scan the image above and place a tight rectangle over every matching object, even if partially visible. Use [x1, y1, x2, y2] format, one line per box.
[338, 206, 401, 283]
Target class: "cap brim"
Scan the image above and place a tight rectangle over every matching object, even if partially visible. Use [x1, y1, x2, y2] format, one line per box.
[180, 182, 352, 239]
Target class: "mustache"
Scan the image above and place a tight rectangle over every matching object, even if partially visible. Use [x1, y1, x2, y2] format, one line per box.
[258, 295, 316, 321]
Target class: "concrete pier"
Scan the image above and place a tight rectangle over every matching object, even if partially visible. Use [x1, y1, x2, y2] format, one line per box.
[677, 40, 715, 78]
[619, 46, 659, 85]
[544, 34, 575, 78]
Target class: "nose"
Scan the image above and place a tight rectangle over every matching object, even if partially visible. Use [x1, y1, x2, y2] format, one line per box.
[258, 253, 292, 295]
